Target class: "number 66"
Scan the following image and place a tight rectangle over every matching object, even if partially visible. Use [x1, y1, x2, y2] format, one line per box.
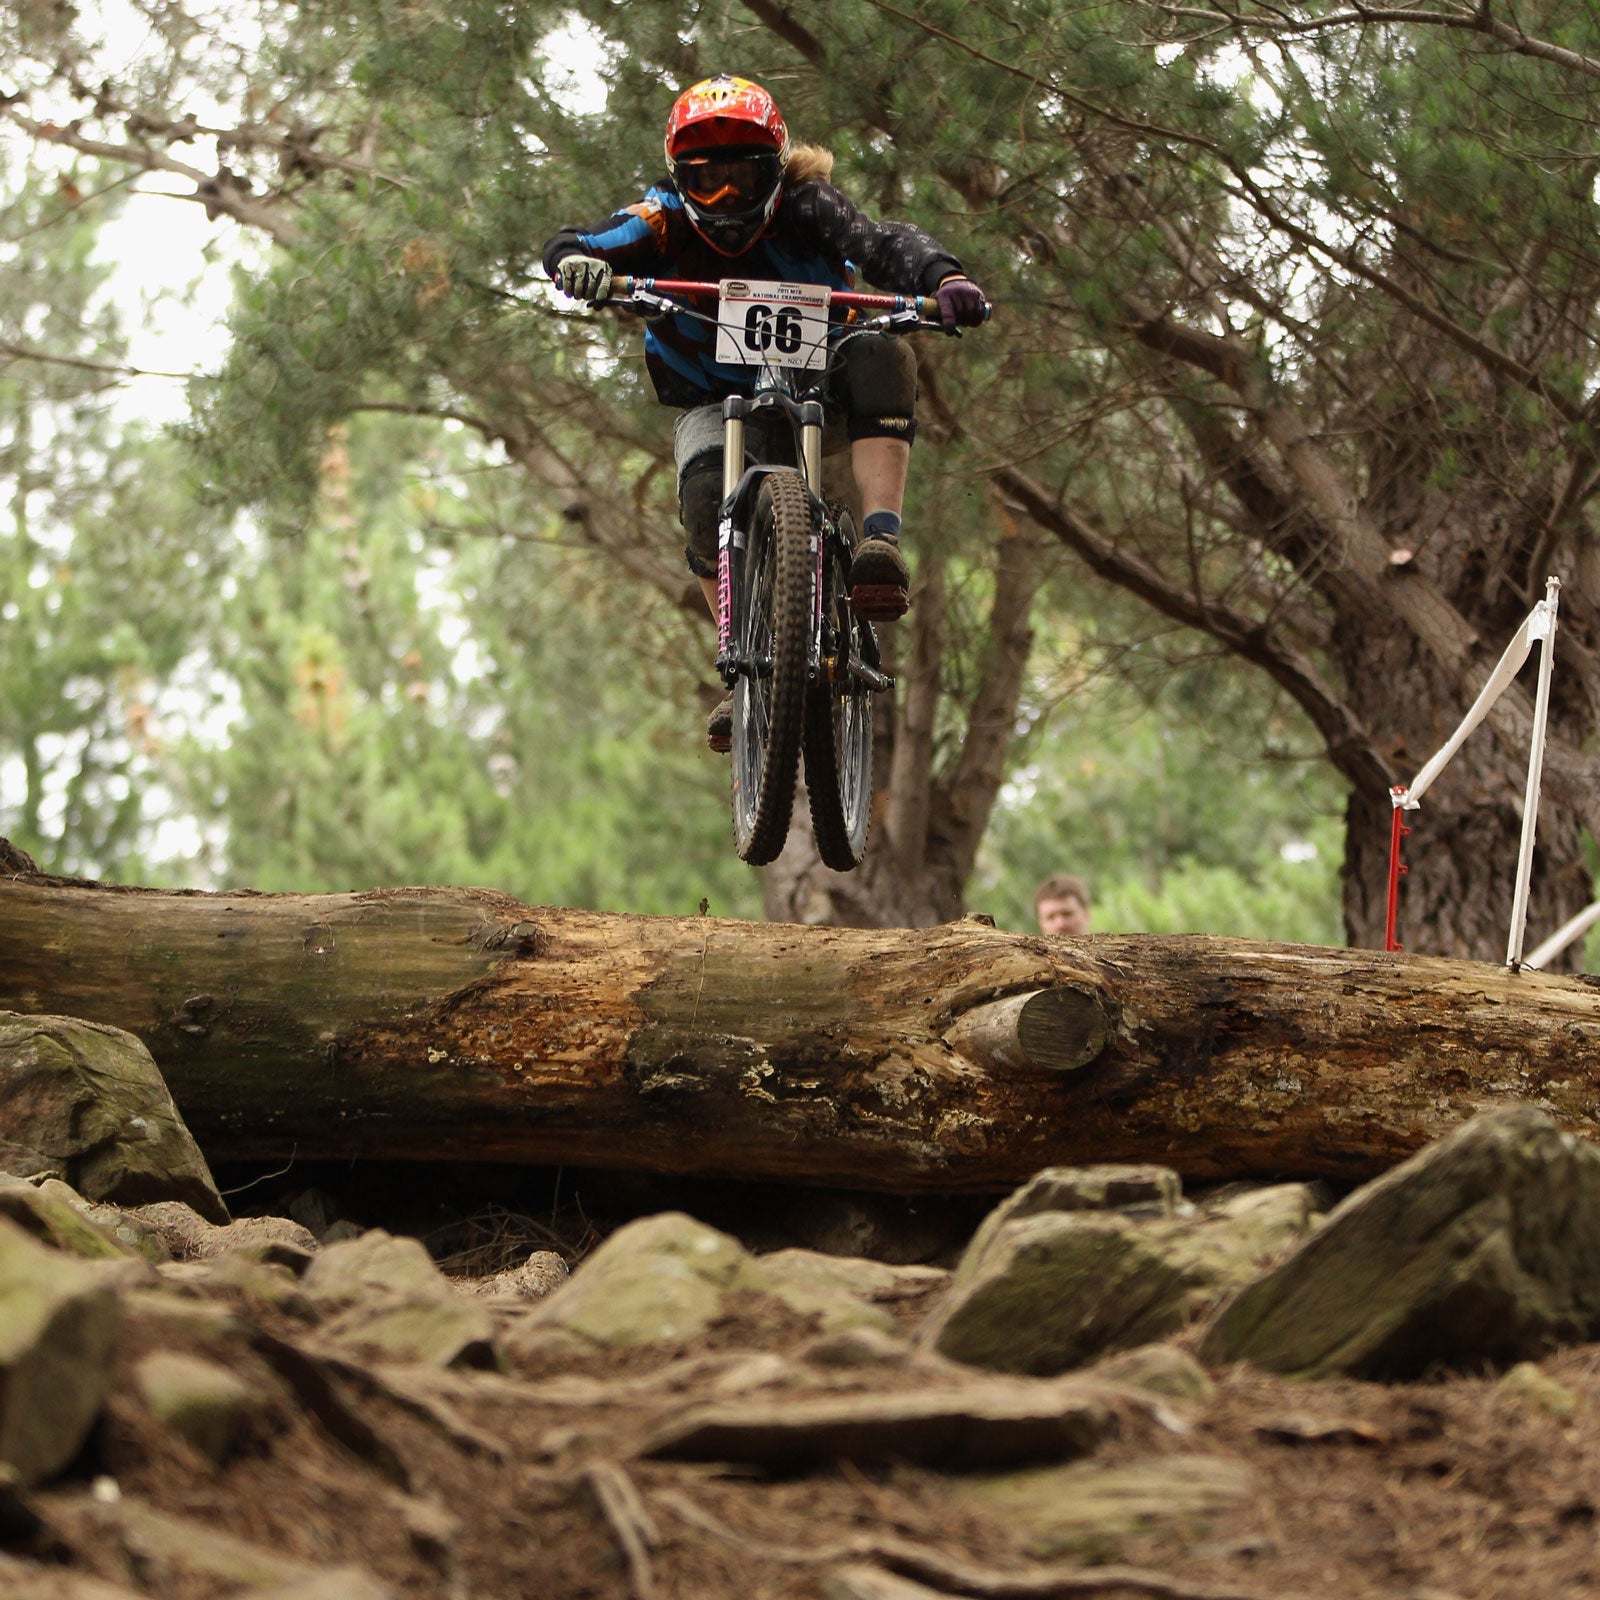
[742, 304, 803, 355]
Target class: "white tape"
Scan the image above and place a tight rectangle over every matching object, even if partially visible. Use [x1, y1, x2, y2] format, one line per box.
[1401, 602, 1543, 808]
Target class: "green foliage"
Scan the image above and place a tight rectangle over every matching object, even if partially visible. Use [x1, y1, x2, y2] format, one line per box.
[184, 412, 759, 915]
[0, 154, 234, 878]
[10, 0, 1600, 953]
[975, 667, 1345, 942]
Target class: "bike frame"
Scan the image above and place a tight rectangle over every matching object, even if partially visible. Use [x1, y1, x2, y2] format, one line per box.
[595, 274, 984, 866]
[614, 277, 937, 690]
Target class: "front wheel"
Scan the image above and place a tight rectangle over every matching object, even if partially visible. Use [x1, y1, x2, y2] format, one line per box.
[731, 472, 813, 865]
[804, 508, 876, 871]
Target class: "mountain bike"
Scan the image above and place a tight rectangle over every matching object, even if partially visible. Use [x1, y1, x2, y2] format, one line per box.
[615, 276, 967, 870]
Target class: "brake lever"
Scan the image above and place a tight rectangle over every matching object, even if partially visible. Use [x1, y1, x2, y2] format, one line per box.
[620, 290, 675, 320]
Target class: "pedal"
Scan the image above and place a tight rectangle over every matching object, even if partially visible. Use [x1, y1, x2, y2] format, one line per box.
[851, 582, 910, 622]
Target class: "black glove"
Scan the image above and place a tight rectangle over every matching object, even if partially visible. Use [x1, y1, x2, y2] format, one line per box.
[554, 254, 613, 305]
[935, 276, 987, 332]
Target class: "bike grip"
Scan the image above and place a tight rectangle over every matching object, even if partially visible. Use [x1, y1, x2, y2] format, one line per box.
[918, 295, 994, 323]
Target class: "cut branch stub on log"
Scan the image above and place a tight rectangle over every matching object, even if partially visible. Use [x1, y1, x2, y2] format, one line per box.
[4, 878, 1600, 1191]
[943, 988, 1114, 1075]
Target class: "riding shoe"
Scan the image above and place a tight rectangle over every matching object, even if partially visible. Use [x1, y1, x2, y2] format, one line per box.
[707, 693, 733, 754]
[850, 533, 910, 621]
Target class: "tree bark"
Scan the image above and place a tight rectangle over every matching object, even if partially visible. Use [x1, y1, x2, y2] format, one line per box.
[4, 875, 1600, 1191]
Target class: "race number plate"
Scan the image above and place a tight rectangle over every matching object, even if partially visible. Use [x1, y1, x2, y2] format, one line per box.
[715, 280, 831, 369]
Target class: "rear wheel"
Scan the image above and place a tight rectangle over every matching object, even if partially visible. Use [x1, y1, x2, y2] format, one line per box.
[805, 509, 876, 871]
[731, 472, 814, 865]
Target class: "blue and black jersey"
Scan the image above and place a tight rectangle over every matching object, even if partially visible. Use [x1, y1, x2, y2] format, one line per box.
[542, 178, 964, 409]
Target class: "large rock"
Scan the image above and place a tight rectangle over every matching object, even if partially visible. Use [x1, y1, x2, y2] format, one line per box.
[526, 1213, 917, 1350]
[0, 1012, 226, 1222]
[643, 1375, 1133, 1471]
[320, 1296, 498, 1369]
[964, 1165, 1184, 1260]
[1201, 1105, 1600, 1378]
[951, 1454, 1252, 1561]
[0, 1177, 139, 1261]
[526, 1212, 749, 1348]
[298, 1228, 497, 1367]
[924, 1175, 1318, 1374]
[301, 1230, 451, 1305]
[40, 1184, 176, 1262]
[755, 1249, 942, 1334]
[134, 1351, 270, 1463]
[0, 1216, 120, 1485]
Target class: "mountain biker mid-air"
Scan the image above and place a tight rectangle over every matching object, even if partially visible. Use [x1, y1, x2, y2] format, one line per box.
[541, 74, 988, 750]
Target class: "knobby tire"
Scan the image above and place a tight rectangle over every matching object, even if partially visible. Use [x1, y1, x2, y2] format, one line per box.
[731, 473, 813, 865]
[804, 508, 875, 870]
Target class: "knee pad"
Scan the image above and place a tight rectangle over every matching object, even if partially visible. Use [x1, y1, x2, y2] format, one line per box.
[678, 455, 722, 578]
[837, 334, 919, 445]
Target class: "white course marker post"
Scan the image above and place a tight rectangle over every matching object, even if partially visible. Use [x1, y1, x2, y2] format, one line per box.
[1506, 575, 1562, 969]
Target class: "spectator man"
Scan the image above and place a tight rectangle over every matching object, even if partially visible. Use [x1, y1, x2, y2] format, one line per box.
[1034, 874, 1091, 937]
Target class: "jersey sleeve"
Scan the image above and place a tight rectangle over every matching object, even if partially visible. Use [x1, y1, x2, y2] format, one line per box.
[779, 181, 965, 296]
[541, 190, 675, 280]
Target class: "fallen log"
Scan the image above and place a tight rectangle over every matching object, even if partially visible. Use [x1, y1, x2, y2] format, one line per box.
[2, 876, 1598, 1190]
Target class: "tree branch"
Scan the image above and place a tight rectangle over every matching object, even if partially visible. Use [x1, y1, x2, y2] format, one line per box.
[350, 400, 498, 438]
[1, 106, 300, 243]
[735, 0, 828, 63]
[0, 342, 190, 381]
[1158, 3, 1600, 85]
[992, 461, 1394, 793]
[860, 0, 1589, 427]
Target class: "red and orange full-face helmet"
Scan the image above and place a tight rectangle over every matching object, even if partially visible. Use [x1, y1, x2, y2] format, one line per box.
[664, 75, 790, 256]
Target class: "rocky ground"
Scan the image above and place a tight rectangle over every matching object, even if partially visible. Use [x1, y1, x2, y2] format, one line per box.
[7, 1010, 1600, 1599]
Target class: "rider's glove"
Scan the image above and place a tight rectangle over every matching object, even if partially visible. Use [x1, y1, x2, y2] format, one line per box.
[553, 254, 613, 305]
[935, 275, 987, 332]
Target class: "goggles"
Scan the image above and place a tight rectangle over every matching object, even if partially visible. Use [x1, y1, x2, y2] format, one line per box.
[677, 151, 783, 214]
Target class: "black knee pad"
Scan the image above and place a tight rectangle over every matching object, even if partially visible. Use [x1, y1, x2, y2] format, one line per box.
[836, 334, 919, 445]
[678, 455, 722, 578]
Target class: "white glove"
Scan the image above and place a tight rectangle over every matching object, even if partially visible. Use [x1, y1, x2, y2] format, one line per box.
[554, 254, 613, 305]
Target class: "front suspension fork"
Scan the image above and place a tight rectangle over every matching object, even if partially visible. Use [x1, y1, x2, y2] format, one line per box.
[715, 399, 747, 676]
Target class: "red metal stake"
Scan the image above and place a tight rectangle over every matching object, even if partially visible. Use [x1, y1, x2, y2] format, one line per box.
[1385, 786, 1410, 952]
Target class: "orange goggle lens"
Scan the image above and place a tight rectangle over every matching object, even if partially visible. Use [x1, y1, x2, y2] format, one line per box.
[679, 154, 780, 212]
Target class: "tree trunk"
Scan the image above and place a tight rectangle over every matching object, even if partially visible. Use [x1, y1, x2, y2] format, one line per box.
[5, 874, 1600, 1191]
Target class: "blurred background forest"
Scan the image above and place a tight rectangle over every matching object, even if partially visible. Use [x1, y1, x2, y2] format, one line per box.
[4, 1, 1597, 954]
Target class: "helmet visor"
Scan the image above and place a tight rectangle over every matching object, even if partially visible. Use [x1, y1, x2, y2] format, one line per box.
[677, 151, 783, 215]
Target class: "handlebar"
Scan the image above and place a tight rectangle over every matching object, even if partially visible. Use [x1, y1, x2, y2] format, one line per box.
[615, 276, 991, 325]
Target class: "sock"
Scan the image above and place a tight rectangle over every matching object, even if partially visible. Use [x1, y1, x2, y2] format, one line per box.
[863, 510, 902, 543]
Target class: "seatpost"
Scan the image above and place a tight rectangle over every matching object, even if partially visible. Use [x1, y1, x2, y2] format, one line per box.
[716, 395, 750, 668]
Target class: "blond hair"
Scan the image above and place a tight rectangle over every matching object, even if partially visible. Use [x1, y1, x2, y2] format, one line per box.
[785, 142, 835, 185]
